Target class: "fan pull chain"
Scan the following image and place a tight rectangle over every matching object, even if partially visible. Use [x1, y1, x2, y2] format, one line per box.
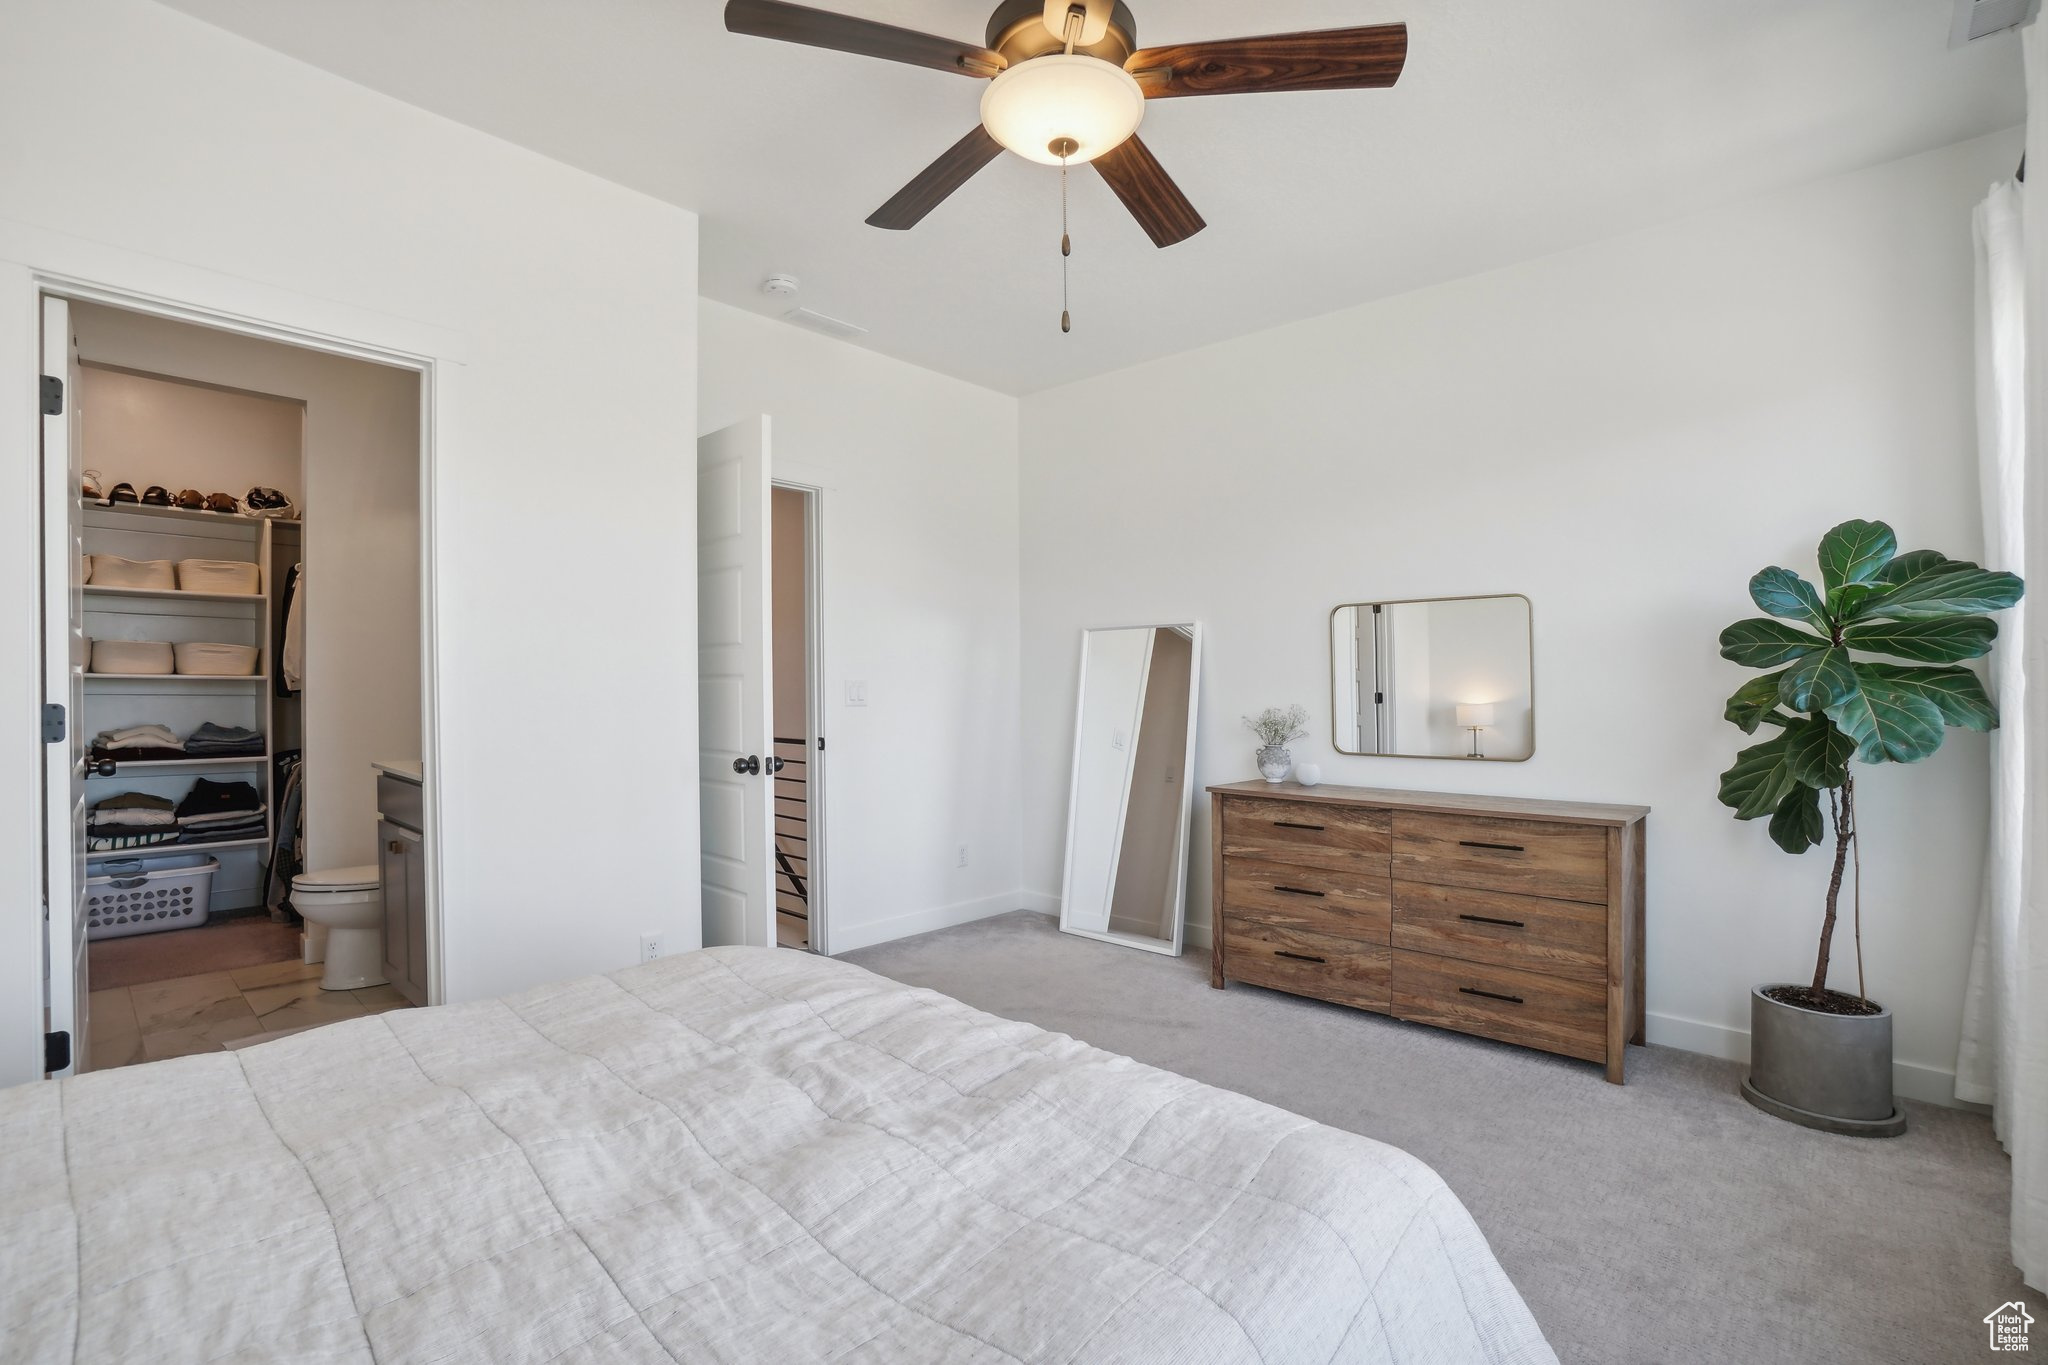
[1060, 148, 1072, 334]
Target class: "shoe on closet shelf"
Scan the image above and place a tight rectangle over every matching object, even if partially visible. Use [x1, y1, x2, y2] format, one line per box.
[202, 492, 239, 514]
[241, 486, 295, 518]
[81, 470, 104, 503]
[141, 485, 172, 507]
[106, 482, 138, 506]
[174, 488, 204, 510]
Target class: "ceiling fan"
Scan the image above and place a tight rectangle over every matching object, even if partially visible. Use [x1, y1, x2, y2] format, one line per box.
[725, 0, 1408, 249]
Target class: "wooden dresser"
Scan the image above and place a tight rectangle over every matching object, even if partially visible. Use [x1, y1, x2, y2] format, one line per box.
[1208, 781, 1649, 1082]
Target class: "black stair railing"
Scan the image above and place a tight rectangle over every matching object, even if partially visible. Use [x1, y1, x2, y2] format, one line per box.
[772, 737, 809, 928]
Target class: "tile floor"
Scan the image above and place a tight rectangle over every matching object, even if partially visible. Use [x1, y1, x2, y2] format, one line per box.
[87, 957, 413, 1070]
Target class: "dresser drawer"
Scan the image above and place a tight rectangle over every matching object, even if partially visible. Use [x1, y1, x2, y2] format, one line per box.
[1392, 811, 1608, 904]
[1223, 857, 1390, 942]
[1225, 921, 1390, 1012]
[1222, 796, 1390, 873]
[1391, 881, 1605, 982]
[1392, 949, 1606, 1063]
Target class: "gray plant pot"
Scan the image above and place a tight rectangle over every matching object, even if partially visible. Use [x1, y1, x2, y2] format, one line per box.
[1741, 984, 1905, 1137]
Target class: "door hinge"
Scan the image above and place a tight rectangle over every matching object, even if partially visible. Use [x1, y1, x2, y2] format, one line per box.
[45, 1031, 70, 1073]
[41, 703, 64, 744]
[40, 375, 63, 416]
[1374, 691, 1385, 705]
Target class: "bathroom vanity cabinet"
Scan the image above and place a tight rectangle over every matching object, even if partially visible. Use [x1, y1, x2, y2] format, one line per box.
[376, 767, 428, 1006]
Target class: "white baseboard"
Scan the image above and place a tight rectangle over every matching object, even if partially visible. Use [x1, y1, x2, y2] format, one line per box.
[1014, 895, 1215, 950]
[1645, 1010, 1981, 1111]
[828, 893, 1029, 955]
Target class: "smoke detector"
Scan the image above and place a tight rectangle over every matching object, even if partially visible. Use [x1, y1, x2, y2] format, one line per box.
[761, 274, 800, 297]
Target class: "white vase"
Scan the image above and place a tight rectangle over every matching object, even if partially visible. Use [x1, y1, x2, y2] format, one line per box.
[1295, 763, 1322, 788]
[1256, 744, 1292, 783]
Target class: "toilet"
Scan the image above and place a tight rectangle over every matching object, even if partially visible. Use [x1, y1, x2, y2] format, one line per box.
[292, 865, 387, 990]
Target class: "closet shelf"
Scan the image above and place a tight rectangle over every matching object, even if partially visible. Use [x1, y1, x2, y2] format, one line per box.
[86, 756, 269, 775]
[84, 585, 263, 605]
[79, 499, 297, 529]
[87, 835, 271, 861]
[84, 673, 270, 684]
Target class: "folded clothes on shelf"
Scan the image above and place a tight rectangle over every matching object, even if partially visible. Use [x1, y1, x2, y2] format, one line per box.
[89, 792, 178, 829]
[86, 792, 182, 850]
[90, 721, 264, 763]
[94, 724, 182, 751]
[175, 778, 267, 846]
[183, 722, 264, 755]
[176, 778, 262, 818]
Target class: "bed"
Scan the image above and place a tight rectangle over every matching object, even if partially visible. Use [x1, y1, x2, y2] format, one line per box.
[0, 947, 1555, 1364]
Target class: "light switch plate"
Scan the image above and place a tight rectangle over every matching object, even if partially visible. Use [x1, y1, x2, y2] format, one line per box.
[846, 680, 868, 707]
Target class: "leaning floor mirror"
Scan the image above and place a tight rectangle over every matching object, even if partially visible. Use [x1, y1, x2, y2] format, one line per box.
[1059, 623, 1202, 956]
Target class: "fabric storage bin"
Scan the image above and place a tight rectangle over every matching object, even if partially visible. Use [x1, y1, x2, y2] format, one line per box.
[90, 639, 175, 674]
[81, 554, 93, 585]
[85, 855, 218, 939]
[176, 559, 261, 594]
[174, 641, 261, 676]
[88, 556, 176, 591]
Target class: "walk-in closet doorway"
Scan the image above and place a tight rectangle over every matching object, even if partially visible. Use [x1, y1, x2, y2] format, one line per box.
[33, 281, 442, 1078]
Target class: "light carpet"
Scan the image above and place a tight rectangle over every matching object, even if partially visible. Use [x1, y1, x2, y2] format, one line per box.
[846, 910, 2043, 1365]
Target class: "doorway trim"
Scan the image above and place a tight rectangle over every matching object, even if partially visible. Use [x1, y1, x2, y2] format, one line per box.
[18, 259, 447, 1078]
[772, 478, 828, 955]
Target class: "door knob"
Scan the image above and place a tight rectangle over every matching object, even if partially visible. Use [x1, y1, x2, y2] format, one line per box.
[767, 756, 786, 774]
[733, 755, 761, 775]
[389, 840, 407, 855]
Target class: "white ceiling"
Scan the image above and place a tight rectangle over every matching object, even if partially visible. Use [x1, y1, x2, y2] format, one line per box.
[159, 0, 2022, 395]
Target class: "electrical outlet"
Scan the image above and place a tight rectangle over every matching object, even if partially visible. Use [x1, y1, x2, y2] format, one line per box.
[639, 933, 664, 963]
[957, 844, 969, 868]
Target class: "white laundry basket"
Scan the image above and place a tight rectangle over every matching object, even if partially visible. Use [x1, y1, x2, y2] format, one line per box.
[85, 855, 219, 939]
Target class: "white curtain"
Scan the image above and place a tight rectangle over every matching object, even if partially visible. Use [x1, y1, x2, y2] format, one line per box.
[1956, 178, 2025, 1111]
[1961, 19, 2048, 1294]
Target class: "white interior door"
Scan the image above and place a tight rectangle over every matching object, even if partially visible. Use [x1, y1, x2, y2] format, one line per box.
[40, 296, 87, 1075]
[698, 417, 774, 949]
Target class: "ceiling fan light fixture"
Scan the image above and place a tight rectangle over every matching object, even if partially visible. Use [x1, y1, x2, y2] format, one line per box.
[979, 53, 1144, 165]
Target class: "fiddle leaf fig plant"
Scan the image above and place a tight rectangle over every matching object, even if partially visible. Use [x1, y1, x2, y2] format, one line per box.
[1717, 519, 2022, 1007]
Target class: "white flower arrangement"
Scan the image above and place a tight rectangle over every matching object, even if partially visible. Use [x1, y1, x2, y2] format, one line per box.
[1243, 704, 1310, 747]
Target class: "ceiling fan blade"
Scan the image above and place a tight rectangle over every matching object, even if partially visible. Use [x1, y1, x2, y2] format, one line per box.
[1092, 136, 1205, 248]
[725, 0, 1005, 77]
[1127, 23, 1407, 98]
[867, 126, 1005, 230]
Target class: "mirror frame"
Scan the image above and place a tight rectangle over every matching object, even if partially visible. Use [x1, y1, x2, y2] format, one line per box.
[1058, 622, 1203, 957]
[1327, 593, 1536, 763]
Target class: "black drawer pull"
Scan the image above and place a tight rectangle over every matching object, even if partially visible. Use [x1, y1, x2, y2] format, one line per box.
[1273, 885, 1326, 898]
[1457, 913, 1526, 929]
[1458, 840, 1526, 853]
[1458, 986, 1524, 1005]
[1274, 950, 1327, 964]
[1273, 820, 1326, 832]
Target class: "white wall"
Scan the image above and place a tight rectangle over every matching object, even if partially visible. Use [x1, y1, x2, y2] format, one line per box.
[1018, 127, 2023, 1105]
[698, 301, 1022, 953]
[0, 0, 699, 1084]
[70, 303, 422, 876]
